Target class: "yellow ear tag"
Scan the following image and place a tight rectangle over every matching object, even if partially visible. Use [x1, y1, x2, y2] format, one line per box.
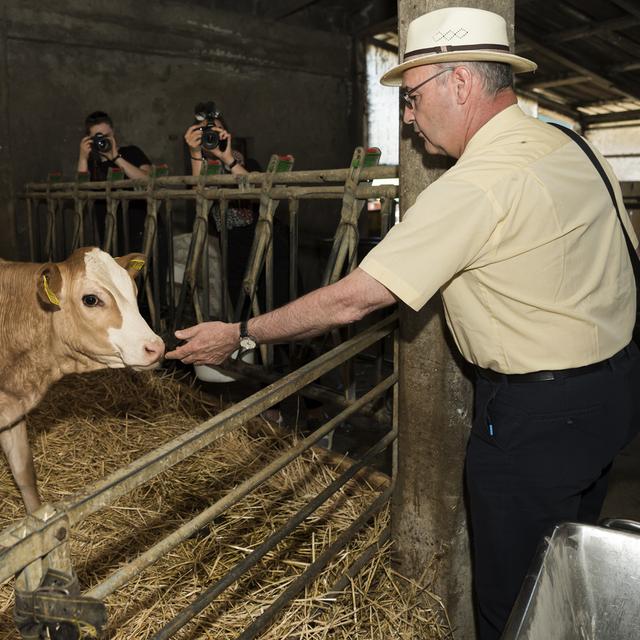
[42, 274, 60, 306]
[129, 259, 145, 271]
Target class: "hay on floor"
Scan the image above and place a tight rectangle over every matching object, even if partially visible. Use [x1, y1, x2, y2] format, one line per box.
[0, 368, 451, 639]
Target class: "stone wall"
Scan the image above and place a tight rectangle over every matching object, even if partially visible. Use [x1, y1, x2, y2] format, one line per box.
[0, 0, 357, 258]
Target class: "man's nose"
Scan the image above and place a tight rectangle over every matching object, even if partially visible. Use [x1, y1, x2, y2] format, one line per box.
[402, 105, 415, 125]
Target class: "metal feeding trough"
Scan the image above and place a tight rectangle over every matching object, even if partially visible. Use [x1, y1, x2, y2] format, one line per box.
[502, 519, 640, 640]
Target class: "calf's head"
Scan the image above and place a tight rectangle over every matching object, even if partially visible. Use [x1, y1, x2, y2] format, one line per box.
[37, 247, 164, 369]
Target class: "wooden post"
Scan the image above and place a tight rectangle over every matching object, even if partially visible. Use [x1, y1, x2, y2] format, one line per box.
[393, 2, 514, 638]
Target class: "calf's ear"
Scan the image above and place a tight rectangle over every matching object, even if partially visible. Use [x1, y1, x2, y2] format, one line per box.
[115, 253, 146, 280]
[36, 264, 63, 309]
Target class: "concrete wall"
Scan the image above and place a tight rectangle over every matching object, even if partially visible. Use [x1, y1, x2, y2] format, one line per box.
[0, 0, 357, 259]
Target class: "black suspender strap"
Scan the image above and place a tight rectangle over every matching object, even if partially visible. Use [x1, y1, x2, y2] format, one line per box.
[551, 122, 640, 345]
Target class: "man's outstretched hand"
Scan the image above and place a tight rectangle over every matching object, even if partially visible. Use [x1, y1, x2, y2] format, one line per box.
[165, 321, 239, 365]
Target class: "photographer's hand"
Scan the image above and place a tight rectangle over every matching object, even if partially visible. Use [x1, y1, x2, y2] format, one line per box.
[77, 136, 92, 173]
[185, 124, 203, 155]
[211, 128, 248, 175]
[185, 124, 205, 176]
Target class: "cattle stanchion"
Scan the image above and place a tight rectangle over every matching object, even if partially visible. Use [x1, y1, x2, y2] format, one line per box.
[0, 313, 398, 639]
[172, 160, 222, 333]
[102, 166, 124, 255]
[140, 163, 170, 333]
[1, 505, 108, 639]
[43, 172, 63, 262]
[233, 154, 295, 367]
[12, 164, 402, 634]
[70, 171, 89, 251]
[321, 147, 381, 288]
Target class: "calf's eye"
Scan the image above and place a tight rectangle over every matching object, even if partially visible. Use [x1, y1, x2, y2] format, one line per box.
[82, 294, 101, 307]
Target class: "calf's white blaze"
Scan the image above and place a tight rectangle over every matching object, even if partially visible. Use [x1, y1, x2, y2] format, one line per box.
[84, 249, 163, 368]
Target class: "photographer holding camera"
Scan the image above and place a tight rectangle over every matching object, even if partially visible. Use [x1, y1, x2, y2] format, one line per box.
[77, 111, 151, 249]
[183, 101, 295, 311]
[184, 101, 248, 178]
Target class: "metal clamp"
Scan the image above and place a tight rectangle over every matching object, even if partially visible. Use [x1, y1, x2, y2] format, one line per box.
[15, 569, 107, 640]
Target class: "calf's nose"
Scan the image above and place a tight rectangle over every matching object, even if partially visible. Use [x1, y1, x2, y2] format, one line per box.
[144, 338, 165, 363]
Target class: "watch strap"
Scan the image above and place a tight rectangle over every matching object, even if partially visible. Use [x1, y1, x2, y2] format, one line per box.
[225, 158, 239, 171]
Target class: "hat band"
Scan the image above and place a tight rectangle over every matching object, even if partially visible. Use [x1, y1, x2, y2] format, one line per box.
[404, 42, 511, 60]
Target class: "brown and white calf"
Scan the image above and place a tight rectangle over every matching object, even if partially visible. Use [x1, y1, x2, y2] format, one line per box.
[0, 247, 164, 513]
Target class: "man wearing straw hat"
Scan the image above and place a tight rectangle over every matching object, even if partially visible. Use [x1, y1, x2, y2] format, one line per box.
[167, 7, 640, 638]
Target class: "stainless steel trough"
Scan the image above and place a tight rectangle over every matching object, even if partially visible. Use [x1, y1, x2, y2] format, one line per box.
[503, 519, 640, 640]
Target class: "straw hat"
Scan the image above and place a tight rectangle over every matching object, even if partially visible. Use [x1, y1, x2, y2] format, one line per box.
[380, 7, 537, 86]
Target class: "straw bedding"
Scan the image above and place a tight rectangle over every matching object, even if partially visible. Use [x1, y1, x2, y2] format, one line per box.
[0, 368, 451, 639]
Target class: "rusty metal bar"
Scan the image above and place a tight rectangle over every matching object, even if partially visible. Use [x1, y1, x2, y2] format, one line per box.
[24, 166, 398, 192]
[236, 485, 393, 640]
[322, 525, 391, 601]
[22, 184, 398, 202]
[0, 313, 396, 583]
[87, 374, 396, 601]
[284, 525, 392, 639]
[222, 348, 391, 425]
[151, 429, 396, 639]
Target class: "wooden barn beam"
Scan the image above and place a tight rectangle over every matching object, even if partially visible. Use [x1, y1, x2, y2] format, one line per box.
[518, 72, 590, 90]
[542, 15, 640, 44]
[257, 0, 320, 20]
[583, 109, 640, 126]
[516, 88, 580, 120]
[393, 3, 515, 639]
[608, 0, 640, 20]
[516, 31, 640, 103]
[368, 35, 399, 53]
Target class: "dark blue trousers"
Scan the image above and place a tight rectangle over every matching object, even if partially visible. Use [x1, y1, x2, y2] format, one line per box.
[466, 342, 640, 640]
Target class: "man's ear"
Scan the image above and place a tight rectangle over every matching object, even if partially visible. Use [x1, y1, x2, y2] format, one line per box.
[115, 253, 146, 280]
[452, 65, 473, 105]
[36, 263, 63, 309]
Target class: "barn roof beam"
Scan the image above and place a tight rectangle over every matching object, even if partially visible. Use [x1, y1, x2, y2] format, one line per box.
[582, 109, 640, 126]
[517, 31, 640, 104]
[541, 15, 640, 44]
[518, 73, 591, 90]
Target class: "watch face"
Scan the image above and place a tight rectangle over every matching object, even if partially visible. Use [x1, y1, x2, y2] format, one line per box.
[240, 336, 257, 350]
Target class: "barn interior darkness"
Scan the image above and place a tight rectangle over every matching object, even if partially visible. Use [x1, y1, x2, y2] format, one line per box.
[2, 0, 640, 259]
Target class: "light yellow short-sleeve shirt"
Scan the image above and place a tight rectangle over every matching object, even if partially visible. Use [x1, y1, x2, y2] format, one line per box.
[359, 105, 637, 373]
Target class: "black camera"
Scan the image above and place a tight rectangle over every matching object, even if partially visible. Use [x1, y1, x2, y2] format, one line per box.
[198, 124, 227, 152]
[91, 132, 112, 154]
[194, 101, 227, 152]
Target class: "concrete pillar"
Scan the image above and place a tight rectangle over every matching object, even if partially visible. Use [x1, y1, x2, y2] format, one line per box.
[0, 5, 16, 259]
[393, 1, 514, 638]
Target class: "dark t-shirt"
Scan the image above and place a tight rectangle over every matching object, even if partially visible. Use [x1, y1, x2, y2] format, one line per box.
[88, 145, 150, 181]
[89, 145, 151, 250]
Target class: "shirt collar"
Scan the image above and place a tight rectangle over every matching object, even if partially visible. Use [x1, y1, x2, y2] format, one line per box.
[462, 104, 527, 157]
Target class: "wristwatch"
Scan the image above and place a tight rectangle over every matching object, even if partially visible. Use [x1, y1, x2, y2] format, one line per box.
[224, 158, 239, 171]
[239, 320, 258, 351]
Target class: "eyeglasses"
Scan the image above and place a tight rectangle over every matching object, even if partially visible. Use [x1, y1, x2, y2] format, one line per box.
[401, 67, 453, 110]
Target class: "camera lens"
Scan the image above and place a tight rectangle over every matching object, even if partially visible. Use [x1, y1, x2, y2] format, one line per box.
[91, 133, 112, 154]
[201, 126, 220, 150]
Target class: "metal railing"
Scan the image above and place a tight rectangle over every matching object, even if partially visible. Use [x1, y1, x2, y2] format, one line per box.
[22, 151, 398, 349]
[0, 312, 398, 637]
